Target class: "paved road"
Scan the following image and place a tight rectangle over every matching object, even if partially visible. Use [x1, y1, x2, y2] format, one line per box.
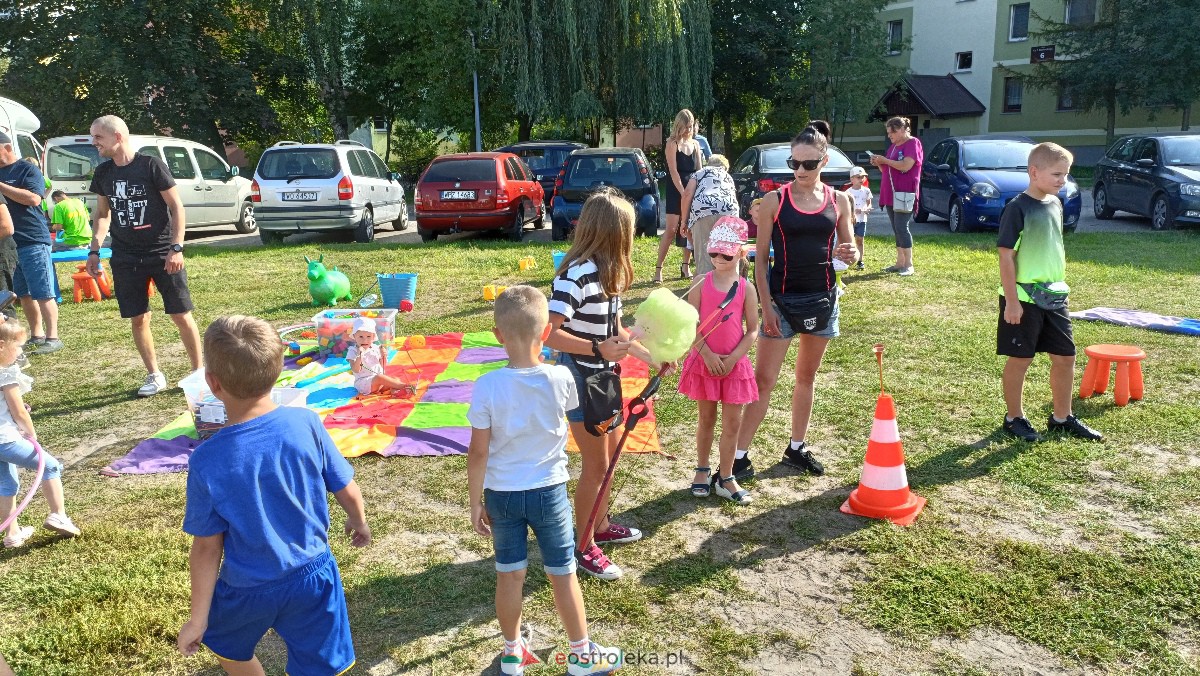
[184, 191, 1162, 249]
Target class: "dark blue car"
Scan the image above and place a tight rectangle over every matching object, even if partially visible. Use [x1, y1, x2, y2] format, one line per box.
[1093, 133, 1200, 230]
[550, 148, 662, 240]
[915, 135, 1082, 233]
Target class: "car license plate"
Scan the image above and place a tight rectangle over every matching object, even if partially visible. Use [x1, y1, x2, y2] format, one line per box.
[282, 191, 318, 201]
[441, 190, 475, 200]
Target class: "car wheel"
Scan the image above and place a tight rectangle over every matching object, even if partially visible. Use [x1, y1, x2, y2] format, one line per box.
[533, 205, 546, 229]
[418, 226, 438, 243]
[913, 197, 929, 223]
[1093, 184, 1115, 219]
[1151, 193, 1176, 231]
[947, 197, 968, 233]
[353, 209, 375, 243]
[509, 208, 525, 242]
[392, 214, 409, 231]
[258, 229, 285, 245]
[235, 201, 257, 233]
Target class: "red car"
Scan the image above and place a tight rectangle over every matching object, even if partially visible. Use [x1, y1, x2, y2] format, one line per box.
[414, 152, 545, 242]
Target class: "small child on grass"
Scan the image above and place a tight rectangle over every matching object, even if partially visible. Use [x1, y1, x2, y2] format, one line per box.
[997, 143, 1103, 443]
[347, 317, 411, 395]
[178, 315, 371, 676]
[846, 166, 873, 270]
[467, 285, 623, 676]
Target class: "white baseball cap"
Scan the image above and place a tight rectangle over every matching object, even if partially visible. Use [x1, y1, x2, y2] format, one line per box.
[850, 166, 867, 177]
[352, 317, 376, 334]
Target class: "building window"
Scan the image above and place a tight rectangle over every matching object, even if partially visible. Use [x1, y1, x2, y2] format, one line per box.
[1010, 3, 1030, 40]
[1003, 78, 1023, 113]
[955, 52, 973, 72]
[1056, 87, 1077, 111]
[1065, 0, 1096, 26]
[372, 116, 388, 133]
[886, 20, 903, 55]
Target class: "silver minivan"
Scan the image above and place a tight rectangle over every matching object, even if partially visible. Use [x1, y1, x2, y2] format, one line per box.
[251, 140, 407, 244]
[43, 134, 256, 233]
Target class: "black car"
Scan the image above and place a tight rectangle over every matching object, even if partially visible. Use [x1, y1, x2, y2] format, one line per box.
[730, 142, 859, 220]
[550, 148, 662, 240]
[494, 141, 587, 214]
[1093, 133, 1200, 230]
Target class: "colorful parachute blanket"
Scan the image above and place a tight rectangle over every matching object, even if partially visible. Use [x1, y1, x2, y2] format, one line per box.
[1070, 307, 1200, 337]
[102, 331, 660, 475]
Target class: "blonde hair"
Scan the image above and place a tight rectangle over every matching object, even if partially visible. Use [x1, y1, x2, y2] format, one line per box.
[494, 285, 548, 345]
[1028, 142, 1074, 169]
[706, 154, 729, 170]
[0, 319, 27, 349]
[885, 116, 910, 132]
[203, 315, 284, 399]
[560, 187, 635, 296]
[670, 109, 696, 143]
[90, 115, 129, 137]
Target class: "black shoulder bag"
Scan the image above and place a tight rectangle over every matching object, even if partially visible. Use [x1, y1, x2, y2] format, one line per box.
[582, 297, 624, 436]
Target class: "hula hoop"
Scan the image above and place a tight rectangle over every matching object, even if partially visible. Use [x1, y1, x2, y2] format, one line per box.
[277, 323, 317, 342]
[0, 439, 46, 533]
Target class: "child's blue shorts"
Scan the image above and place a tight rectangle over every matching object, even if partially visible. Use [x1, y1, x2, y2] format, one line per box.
[203, 550, 355, 676]
[485, 482, 577, 576]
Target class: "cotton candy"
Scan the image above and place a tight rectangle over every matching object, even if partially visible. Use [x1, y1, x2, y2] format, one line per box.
[632, 288, 699, 363]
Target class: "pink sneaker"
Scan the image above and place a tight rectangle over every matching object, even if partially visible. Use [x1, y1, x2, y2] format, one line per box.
[592, 521, 642, 545]
[576, 543, 623, 580]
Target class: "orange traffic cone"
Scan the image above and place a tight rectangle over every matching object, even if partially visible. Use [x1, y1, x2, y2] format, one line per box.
[840, 393, 925, 526]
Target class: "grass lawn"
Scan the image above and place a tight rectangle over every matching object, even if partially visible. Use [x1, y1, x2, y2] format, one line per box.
[2, 229, 1199, 675]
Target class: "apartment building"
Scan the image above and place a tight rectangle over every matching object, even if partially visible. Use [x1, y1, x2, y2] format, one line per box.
[838, 0, 1193, 164]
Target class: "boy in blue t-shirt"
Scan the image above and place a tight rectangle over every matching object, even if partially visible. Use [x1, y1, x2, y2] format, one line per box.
[178, 315, 371, 676]
[467, 286, 623, 676]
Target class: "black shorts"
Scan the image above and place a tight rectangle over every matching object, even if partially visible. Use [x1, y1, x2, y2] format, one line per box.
[996, 296, 1075, 358]
[111, 256, 194, 319]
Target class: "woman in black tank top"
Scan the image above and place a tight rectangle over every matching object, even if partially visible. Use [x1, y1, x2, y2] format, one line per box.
[654, 109, 704, 282]
[736, 122, 859, 478]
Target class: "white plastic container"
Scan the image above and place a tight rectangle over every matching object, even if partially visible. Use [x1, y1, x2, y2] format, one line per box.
[179, 368, 309, 438]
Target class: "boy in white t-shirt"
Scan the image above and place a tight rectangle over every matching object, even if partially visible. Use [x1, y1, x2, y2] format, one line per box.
[467, 285, 623, 676]
[846, 166, 873, 270]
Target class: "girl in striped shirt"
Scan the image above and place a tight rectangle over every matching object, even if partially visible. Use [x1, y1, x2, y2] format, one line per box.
[547, 188, 658, 582]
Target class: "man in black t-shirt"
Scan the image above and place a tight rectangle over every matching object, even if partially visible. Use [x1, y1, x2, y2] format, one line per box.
[85, 115, 202, 397]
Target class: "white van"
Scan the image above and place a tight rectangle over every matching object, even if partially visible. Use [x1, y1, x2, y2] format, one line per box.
[43, 134, 256, 233]
[0, 95, 46, 167]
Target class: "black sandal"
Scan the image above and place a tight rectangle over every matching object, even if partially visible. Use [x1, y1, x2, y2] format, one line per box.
[714, 475, 753, 505]
[690, 467, 712, 497]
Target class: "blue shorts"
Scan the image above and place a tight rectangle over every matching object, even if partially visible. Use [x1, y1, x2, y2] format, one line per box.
[0, 438, 63, 497]
[557, 352, 610, 424]
[853, 220, 868, 237]
[13, 244, 57, 301]
[485, 482, 577, 576]
[761, 299, 840, 340]
[203, 550, 355, 676]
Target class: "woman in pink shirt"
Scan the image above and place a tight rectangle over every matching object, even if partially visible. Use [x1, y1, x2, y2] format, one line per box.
[870, 116, 923, 276]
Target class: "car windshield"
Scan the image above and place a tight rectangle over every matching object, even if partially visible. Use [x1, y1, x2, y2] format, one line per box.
[516, 148, 575, 172]
[1161, 137, 1200, 166]
[564, 156, 643, 189]
[46, 143, 103, 180]
[423, 159, 496, 182]
[258, 149, 339, 180]
[760, 146, 853, 172]
[963, 142, 1035, 170]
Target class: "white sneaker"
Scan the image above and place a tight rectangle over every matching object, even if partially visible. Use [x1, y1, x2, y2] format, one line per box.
[44, 513, 80, 537]
[138, 372, 168, 397]
[897, 266, 915, 276]
[3, 525, 35, 548]
[567, 642, 624, 675]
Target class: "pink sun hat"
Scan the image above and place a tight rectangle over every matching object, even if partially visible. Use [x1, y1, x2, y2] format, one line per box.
[708, 216, 749, 256]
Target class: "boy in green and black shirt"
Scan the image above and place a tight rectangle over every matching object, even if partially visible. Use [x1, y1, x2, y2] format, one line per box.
[997, 142, 1102, 443]
[49, 190, 92, 252]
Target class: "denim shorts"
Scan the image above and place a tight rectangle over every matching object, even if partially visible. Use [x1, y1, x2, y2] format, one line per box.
[484, 482, 576, 575]
[203, 550, 355, 676]
[557, 352, 609, 424]
[0, 437, 63, 497]
[13, 244, 57, 301]
[853, 220, 868, 237]
[761, 299, 840, 340]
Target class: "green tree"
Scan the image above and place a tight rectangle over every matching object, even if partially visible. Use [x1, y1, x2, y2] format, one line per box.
[1125, 0, 1200, 130]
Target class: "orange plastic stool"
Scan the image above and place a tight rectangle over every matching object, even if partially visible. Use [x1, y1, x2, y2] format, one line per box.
[1079, 344, 1146, 407]
[70, 268, 103, 303]
[73, 264, 112, 299]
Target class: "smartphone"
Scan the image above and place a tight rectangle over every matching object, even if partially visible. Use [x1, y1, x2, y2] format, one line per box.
[865, 150, 875, 157]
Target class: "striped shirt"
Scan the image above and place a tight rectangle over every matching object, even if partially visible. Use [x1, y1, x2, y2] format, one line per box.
[549, 259, 621, 369]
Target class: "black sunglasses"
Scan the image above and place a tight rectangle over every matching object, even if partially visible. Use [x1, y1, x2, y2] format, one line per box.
[708, 252, 734, 261]
[786, 157, 825, 171]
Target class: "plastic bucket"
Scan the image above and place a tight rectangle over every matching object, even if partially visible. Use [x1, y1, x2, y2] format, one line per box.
[378, 273, 418, 309]
[552, 251, 566, 271]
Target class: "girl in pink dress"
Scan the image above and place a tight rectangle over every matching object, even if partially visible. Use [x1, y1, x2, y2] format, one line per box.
[678, 217, 760, 504]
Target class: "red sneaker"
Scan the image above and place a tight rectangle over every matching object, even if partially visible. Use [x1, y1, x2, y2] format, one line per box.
[593, 521, 643, 545]
[576, 543, 623, 580]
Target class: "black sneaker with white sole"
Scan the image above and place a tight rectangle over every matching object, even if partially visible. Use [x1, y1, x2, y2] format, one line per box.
[1046, 414, 1103, 441]
[781, 442, 825, 475]
[732, 454, 755, 481]
[1003, 416, 1042, 442]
